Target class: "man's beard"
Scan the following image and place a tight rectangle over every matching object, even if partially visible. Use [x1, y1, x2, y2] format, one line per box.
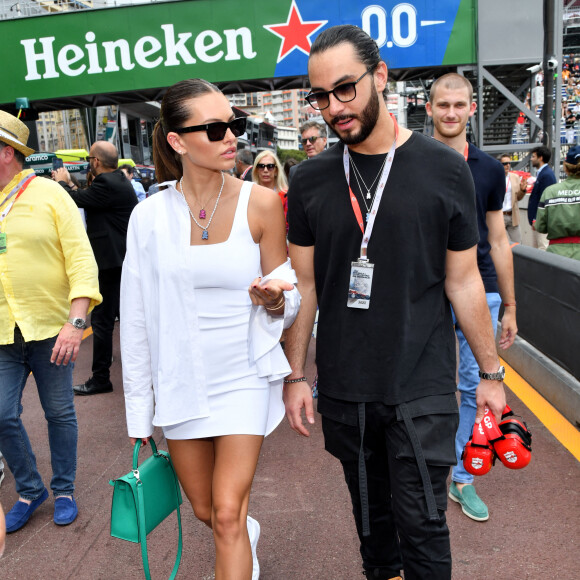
[331, 86, 380, 146]
[435, 123, 466, 140]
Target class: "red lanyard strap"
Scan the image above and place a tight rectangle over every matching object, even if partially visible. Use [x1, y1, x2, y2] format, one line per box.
[343, 114, 399, 259]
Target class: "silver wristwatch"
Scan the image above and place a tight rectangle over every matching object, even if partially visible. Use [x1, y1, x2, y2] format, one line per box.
[478, 365, 505, 381]
[67, 317, 87, 330]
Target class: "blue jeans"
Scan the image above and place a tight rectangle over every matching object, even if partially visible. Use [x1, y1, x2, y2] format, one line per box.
[452, 293, 502, 484]
[0, 327, 78, 499]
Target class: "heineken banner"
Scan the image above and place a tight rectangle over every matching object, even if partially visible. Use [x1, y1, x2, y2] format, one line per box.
[1, 0, 475, 105]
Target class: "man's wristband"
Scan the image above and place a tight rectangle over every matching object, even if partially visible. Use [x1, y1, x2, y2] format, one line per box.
[503, 302, 516, 308]
[284, 376, 307, 384]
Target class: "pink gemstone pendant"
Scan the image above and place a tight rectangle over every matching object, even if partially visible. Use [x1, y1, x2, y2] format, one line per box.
[199, 209, 206, 219]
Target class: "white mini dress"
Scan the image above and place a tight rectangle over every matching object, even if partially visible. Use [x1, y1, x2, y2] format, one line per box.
[162, 182, 285, 440]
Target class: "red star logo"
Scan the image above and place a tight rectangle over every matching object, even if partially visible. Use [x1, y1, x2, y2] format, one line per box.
[264, 0, 327, 63]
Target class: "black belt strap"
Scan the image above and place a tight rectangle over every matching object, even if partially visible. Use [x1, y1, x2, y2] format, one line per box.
[357, 402, 370, 537]
[399, 402, 439, 521]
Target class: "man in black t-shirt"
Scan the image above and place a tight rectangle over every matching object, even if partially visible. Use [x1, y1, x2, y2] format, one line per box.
[427, 74, 517, 524]
[284, 26, 506, 580]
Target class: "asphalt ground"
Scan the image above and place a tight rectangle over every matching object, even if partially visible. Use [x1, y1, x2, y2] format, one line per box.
[0, 325, 578, 579]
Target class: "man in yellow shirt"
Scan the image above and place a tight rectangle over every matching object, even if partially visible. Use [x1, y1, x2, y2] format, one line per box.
[0, 111, 101, 533]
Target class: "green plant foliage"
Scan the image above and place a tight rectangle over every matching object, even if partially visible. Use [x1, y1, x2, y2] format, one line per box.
[278, 148, 307, 163]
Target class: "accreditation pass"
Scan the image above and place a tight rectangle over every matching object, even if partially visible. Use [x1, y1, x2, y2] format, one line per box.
[347, 260, 374, 309]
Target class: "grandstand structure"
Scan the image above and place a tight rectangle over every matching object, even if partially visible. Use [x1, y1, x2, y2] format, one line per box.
[0, 0, 567, 168]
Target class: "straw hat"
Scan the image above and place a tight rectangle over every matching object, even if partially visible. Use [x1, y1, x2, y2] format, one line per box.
[0, 110, 35, 157]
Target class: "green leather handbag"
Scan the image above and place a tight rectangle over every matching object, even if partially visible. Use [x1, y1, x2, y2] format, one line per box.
[110, 438, 183, 579]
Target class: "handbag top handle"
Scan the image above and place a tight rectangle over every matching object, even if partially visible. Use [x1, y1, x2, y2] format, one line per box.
[133, 438, 159, 470]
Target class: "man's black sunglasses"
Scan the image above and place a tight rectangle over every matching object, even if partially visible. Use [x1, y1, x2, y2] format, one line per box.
[305, 68, 374, 111]
[257, 163, 276, 170]
[173, 117, 247, 141]
[301, 136, 320, 145]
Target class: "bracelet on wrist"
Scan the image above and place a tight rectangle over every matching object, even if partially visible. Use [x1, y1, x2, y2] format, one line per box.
[284, 376, 307, 384]
[265, 294, 285, 311]
[503, 302, 516, 307]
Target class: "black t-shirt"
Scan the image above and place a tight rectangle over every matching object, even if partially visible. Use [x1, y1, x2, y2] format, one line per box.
[287, 132, 479, 404]
[466, 144, 506, 293]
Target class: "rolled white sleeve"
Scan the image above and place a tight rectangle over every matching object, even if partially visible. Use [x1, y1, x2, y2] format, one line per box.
[248, 258, 301, 382]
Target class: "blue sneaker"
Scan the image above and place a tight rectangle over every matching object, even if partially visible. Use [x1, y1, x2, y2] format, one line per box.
[5, 488, 49, 533]
[54, 496, 78, 526]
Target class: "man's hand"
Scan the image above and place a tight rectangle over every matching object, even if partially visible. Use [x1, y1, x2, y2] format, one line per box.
[50, 323, 83, 365]
[283, 381, 315, 436]
[498, 306, 517, 350]
[475, 379, 506, 424]
[52, 167, 72, 186]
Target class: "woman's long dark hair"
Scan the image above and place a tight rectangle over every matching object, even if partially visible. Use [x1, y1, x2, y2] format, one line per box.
[153, 78, 221, 183]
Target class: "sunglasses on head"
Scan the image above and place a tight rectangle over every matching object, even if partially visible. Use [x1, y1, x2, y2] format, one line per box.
[302, 136, 320, 145]
[257, 163, 276, 170]
[173, 117, 246, 141]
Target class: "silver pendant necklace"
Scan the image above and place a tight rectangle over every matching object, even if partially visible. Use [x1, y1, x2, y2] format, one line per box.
[178, 172, 225, 240]
[349, 154, 388, 199]
[350, 168, 375, 222]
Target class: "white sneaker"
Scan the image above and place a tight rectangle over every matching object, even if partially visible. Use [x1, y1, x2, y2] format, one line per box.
[247, 515, 260, 580]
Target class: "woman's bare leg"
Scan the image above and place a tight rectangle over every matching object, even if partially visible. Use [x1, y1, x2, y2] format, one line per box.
[212, 435, 263, 580]
[167, 438, 215, 527]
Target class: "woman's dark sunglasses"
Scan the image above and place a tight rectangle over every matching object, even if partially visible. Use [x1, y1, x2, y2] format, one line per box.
[173, 117, 247, 141]
[257, 163, 276, 170]
[305, 68, 373, 111]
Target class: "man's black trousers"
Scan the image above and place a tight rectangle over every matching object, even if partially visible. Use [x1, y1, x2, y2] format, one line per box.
[91, 267, 122, 384]
[319, 393, 458, 580]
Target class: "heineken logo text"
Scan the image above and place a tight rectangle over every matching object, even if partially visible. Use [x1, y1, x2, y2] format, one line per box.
[21, 25, 257, 80]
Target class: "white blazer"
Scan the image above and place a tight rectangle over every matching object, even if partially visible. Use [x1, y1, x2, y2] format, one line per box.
[120, 181, 300, 437]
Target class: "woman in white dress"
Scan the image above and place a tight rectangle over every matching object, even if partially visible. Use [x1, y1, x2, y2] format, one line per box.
[120, 79, 300, 580]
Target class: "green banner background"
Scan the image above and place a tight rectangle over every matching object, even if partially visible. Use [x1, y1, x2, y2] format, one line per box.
[2, 0, 288, 103]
